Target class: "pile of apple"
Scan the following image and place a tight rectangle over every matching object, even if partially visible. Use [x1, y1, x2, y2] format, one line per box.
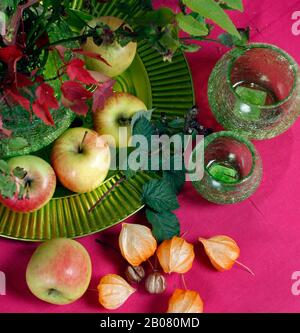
[0, 16, 147, 213]
[0, 17, 149, 306]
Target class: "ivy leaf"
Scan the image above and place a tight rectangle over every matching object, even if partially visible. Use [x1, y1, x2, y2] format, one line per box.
[132, 116, 155, 143]
[92, 80, 115, 112]
[142, 179, 179, 213]
[183, 0, 240, 38]
[176, 13, 209, 36]
[146, 209, 180, 242]
[219, 0, 244, 11]
[66, 58, 98, 85]
[218, 27, 250, 47]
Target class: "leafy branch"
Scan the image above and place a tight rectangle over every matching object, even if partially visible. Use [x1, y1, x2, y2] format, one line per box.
[0, 160, 27, 199]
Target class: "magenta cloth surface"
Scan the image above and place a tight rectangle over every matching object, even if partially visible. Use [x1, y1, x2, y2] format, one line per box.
[1, 0, 300, 313]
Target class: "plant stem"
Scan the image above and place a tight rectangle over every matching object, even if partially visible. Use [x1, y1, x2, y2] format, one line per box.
[235, 260, 255, 276]
[88, 176, 126, 213]
[180, 36, 222, 45]
[181, 274, 187, 290]
[10, 0, 40, 45]
[45, 34, 91, 48]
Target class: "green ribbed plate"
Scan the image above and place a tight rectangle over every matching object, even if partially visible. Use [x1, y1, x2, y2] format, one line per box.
[0, 1, 194, 241]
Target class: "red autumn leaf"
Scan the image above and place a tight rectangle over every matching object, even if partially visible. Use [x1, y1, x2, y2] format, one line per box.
[66, 58, 97, 85]
[61, 81, 92, 101]
[68, 101, 89, 116]
[32, 101, 55, 126]
[72, 48, 111, 67]
[0, 114, 12, 137]
[0, 46, 23, 68]
[92, 79, 115, 112]
[6, 89, 30, 112]
[36, 33, 50, 48]
[61, 81, 92, 116]
[36, 83, 59, 110]
[16, 73, 33, 88]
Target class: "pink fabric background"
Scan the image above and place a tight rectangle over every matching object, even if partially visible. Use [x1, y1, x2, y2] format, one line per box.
[1, 0, 300, 313]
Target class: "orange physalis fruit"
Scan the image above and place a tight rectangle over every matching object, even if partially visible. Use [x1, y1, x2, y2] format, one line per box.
[97, 274, 136, 310]
[167, 289, 204, 313]
[157, 236, 195, 274]
[119, 223, 157, 266]
[199, 235, 240, 271]
[199, 235, 254, 275]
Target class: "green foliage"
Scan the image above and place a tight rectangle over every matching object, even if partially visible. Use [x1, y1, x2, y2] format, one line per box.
[146, 209, 180, 242]
[142, 179, 179, 213]
[183, 0, 240, 37]
[176, 13, 209, 37]
[218, 27, 250, 47]
[0, 160, 26, 199]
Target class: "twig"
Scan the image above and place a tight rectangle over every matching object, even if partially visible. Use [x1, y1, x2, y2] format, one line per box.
[10, 0, 40, 45]
[235, 260, 255, 276]
[88, 176, 126, 213]
[95, 239, 120, 256]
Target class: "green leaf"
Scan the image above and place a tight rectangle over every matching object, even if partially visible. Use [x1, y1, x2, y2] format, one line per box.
[176, 13, 209, 36]
[13, 167, 27, 179]
[8, 137, 29, 151]
[0, 174, 16, 198]
[218, 27, 249, 47]
[131, 109, 153, 129]
[135, 8, 175, 27]
[168, 118, 186, 130]
[132, 116, 155, 143]
[220, 0, 244, 11]
[0, 160, 10, 174]
[235, 86, 267, 106]
[181, 43, 201, 53]
[146, 209, 180, 242]
[65, 8, 94, 31]
[142, 179, 179, 213]
[163, 170, 186, 193]
[183, 0, 240, 37]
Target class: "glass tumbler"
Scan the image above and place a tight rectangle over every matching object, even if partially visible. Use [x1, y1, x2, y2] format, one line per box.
[208, 43, 300, 139]
[191, 131, 263, 204]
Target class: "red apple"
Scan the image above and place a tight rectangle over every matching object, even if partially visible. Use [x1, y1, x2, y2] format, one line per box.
[0, 155, 56, 213]
[26, 238, 92, 305]
[51, 127, 111, 193]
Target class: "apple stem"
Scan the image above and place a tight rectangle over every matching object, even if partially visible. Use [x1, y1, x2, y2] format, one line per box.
[79, 131, 89, 153]
[89, 176, 126, 213]
[235, 260, 255, 276]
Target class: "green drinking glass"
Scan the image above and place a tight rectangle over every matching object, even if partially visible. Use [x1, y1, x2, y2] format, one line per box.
[208, 43, 300, 139]
[191, 131, 263, 204]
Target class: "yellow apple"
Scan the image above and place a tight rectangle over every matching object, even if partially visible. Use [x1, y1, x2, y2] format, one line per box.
[82, 16, 137, 77]
[51, 128, 111, 193]
[93, 92, 147, 148]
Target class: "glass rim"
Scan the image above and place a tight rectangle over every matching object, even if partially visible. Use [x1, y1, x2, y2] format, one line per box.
[227, 43, 298, 109]
[203, 131, 257, 185]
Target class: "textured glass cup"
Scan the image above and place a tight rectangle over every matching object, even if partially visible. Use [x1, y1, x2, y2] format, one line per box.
[208, 43, 300, 139]
[191, 131, 262, 204]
